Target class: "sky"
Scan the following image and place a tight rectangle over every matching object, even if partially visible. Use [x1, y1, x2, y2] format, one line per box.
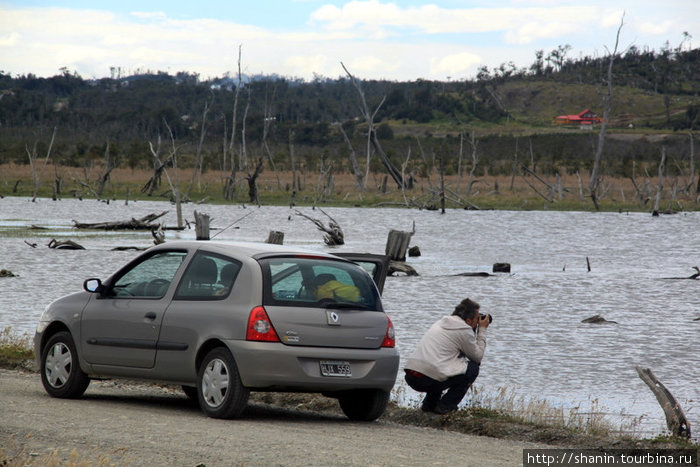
[1, 0, 698, 82]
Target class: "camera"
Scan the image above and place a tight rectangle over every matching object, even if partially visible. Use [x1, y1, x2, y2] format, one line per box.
[480, 313, 493, 324]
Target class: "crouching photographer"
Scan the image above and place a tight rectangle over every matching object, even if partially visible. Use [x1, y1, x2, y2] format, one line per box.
[404, 297, 490, 415]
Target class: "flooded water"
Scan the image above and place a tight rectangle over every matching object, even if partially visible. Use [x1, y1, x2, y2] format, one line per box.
[1, 196, 698, 439]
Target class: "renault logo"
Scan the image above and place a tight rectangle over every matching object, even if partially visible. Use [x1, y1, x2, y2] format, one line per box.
[327, 310, 340, 325]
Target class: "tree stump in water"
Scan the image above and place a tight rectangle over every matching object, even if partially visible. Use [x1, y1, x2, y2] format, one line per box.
[385, 224, 418, 275]
[635, 366, 691, 439]
[47, 239, 85, 250]
[581, 314, 617, 324]
[151, 225, 165, 245]
[385, 228, 413, 262]
[408, 246, 421, 257]
[194, 210, 210, 240]
[266, 231, 284, 245]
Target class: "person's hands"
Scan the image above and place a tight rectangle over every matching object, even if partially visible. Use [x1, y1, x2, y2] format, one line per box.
[478, 314, 491, 329]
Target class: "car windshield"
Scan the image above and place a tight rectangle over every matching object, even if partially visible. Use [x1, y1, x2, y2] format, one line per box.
[259, 257, 381, 311]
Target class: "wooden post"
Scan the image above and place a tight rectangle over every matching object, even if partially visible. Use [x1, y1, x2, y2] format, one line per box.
[266, 231, 284, 245]
[385, 223, 418, 276]
[194, 210, 210, 241]
[174, 190, 183, 229]
[385, 229, 413, 262]
[635, 366, 691, 438]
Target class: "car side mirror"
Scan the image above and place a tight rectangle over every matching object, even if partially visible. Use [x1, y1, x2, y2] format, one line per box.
[83, 278, 103, 294]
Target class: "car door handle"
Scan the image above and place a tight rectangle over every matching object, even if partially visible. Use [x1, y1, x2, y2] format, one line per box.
[144, 312, 157, 320]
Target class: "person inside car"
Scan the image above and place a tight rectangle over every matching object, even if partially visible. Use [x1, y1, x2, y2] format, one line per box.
[313, 273, 361, 302]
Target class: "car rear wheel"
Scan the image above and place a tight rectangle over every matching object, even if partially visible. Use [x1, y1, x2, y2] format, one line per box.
[40, 331, 90, 398]
[197, 347, 249, 419]
[338, 388, 389, 421]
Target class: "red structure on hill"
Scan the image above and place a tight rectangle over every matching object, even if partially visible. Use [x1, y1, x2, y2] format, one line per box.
[554, 109, 602, 126]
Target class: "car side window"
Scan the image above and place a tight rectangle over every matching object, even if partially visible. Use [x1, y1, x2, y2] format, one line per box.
[174, 252, 241, 300]
[111, 251, 187, 298]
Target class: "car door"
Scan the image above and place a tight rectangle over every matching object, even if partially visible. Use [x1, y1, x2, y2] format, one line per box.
[333, 253, 390, 294]
[80, 250, 187, 368]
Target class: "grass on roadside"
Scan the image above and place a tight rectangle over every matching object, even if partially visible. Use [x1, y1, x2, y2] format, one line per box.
[0, 327, 34, 369]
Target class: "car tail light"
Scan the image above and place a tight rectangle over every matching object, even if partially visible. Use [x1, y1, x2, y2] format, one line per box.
[381, 315, 395, 348]
[246, 306, 280, 342]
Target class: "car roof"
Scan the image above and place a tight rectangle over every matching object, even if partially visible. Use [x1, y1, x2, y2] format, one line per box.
[150, 240, 348, 261]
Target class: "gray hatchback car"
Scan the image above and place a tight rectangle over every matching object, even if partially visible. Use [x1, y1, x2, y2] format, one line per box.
[34, 241, 399, 421]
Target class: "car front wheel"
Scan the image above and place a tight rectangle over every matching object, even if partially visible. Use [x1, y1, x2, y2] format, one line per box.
[197, 347, 249, 419]
[40, 331, 90, 398]
[338, 388, 389, 421]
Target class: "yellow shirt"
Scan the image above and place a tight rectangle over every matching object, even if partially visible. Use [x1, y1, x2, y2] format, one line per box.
[315, 280, 360, 302]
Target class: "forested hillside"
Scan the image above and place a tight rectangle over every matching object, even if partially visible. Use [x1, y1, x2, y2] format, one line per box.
[1, 43, 698, 209]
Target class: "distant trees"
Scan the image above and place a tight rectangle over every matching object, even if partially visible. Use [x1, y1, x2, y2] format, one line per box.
[1, 41, 699, 204]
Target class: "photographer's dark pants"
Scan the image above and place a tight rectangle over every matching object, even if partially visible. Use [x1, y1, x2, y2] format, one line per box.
[404, 361, 480, 413]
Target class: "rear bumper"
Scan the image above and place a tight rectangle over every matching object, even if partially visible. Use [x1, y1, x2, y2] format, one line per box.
[227, 340, 399, 392]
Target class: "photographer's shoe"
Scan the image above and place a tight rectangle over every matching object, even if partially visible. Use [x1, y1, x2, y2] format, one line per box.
[421, 402, 437, 413]
[433, 405, 456, 415]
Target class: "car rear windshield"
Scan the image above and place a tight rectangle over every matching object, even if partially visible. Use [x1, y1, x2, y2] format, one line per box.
[259, 257, 382, 311]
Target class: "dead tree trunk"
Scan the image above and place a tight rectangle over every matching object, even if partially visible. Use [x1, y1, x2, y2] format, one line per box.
[265, 231, 284, 245]
[653, 147, 666, 215]
[338, 123, 364, 189]
[385, 228, 414, 262]
[188, 95, 213, 195]
[342, 62, 405, 190]
[26, 126, 57, 202]
[687, 131, 696, 194]
[145, 123, 183, 229]
[465, 130, 479, 197]
[590, 15, 624, 210]
[224, 45, 243, 201]
[295, 208, 344, 246]
[96, 140, 114, 198]
[194, 210, 211, 240]
[635, 367, 691, 438]
[385, 223, 418, 276]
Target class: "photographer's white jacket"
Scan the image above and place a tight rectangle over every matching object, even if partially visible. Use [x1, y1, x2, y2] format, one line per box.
[404, 315, 487, 382]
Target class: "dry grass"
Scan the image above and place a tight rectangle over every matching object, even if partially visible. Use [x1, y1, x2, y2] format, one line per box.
[2, 162, 697, 212]
[0, 327, 34, 370]
[0, 435, 127, 467]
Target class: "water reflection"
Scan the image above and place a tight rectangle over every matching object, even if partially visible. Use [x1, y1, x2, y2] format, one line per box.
[0, 196, 698, 439]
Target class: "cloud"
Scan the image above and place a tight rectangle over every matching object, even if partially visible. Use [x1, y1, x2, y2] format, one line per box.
[284, 54, 330, 76]
[0, 2, 695, 81]
[0, 32, 19, 47]
[430, 52, 482, 77]
[309, 1, 610, 39]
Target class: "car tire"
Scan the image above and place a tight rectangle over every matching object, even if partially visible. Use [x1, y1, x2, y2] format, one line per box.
[197, 347, 249, 419]
[40, 331, 90, 399]
[338, 388, 389, 421]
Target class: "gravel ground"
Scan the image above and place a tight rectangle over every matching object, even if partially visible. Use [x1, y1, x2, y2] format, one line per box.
[0, 369, 546, 466]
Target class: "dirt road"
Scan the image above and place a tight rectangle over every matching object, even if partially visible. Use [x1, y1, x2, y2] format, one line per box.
[0, 369, 543, 466]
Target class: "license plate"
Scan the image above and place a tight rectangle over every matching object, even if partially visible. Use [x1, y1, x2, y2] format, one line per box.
[320, 360, 352, 377]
